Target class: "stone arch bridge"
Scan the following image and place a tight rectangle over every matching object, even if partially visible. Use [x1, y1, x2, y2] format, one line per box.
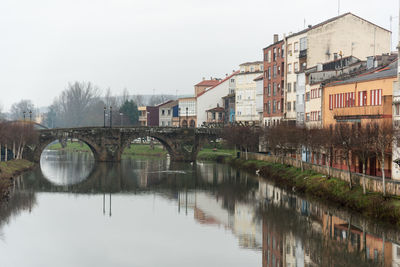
[24, 127, 223, 163]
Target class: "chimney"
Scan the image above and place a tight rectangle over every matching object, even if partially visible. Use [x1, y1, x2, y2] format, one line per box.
[308, 25, 312, 28]
[202, 77, 205, 81]
[273, 34, 279, 43]
[226, 73, 228, 77]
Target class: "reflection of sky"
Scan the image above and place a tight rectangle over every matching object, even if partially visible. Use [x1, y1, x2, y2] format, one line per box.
[0, 193, 260, 267]
[40, 150, 94, 186]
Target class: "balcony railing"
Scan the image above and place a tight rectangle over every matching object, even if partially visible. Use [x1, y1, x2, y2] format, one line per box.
[299, 49, 307, 59]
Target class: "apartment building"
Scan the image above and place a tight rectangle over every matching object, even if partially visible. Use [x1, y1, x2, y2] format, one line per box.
[235, 61, 263, 123]
[255, 75, 264, 124]
[263, 36, 285, 126]
[158, 100, 178, 127]
[284, 12, 391, 124]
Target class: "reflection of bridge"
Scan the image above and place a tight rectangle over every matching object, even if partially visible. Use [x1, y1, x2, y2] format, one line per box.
[25, 127, 222, 162]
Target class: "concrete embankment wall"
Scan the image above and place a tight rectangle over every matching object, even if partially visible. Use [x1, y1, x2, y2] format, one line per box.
[243, 152, 400, 196]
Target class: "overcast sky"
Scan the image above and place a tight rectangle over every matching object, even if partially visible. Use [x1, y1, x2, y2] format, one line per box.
[0, 0, 398, 111]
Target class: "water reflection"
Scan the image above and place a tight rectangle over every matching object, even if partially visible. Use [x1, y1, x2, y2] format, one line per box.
[40, 150, 94, 185]
[0, 154, 399, 266]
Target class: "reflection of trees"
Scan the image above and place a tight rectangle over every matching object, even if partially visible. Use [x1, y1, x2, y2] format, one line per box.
[0, 178, 36, 238]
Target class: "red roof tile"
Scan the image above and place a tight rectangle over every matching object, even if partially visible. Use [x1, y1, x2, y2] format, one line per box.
[195, 80, 220, 87]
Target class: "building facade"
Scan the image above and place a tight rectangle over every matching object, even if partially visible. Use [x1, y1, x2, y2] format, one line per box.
[255, 75, 264, 124]
[235, 61, 263, 123]
[196, 72, 237, 127]
[178, 97, 197, 127]
[158, 100, 177, 127]
[263, 36, 285, 126]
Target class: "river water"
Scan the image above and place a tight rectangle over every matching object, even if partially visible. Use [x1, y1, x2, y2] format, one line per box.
[0, 150, 400, 267]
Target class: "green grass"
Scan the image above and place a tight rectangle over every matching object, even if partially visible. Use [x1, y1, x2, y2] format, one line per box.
[197, 148, 236, 161]
[123, 144, 167, 157]
[47, 142, 91, 152]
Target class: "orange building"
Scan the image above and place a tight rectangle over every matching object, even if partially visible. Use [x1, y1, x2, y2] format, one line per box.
[322, 60, 397, 177]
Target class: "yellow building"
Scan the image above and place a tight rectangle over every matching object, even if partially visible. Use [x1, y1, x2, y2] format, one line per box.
[323, 61, 396, 127]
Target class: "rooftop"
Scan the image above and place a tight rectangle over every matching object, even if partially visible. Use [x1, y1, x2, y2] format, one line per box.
[195, 79, 221, 87]
[239, 61, 263, 66]
[197, 71, 239, 98]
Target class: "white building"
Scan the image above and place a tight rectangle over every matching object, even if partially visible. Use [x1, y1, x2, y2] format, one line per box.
[158, 100, 178, 127]
[255, 75, 264, 124]
[178, 97, 197, 127]
[196, 72, 237, 127]
[235, 61, 263, 123]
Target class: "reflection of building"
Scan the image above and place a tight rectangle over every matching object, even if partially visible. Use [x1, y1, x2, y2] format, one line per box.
[263, 219, 283, 267]
[233, 203, 262, 249]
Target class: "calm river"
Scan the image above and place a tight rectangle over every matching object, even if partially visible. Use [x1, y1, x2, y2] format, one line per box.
[0, 150, 400, 267]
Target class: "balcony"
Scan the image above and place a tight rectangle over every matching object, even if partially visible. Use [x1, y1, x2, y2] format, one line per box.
[299, 49, 307, 59]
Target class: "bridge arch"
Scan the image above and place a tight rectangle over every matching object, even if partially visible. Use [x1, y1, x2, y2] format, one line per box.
[120, 133, 175, 159]
[29, 136, 101, 163]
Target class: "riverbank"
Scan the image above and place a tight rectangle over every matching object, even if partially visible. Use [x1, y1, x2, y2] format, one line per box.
[0, 160, 35, 201]
[197, 151, 400, 226]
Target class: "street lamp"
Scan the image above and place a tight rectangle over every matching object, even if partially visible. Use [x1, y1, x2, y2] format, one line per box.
[23, 111, 26, 121]
[186, 107, 188, 128]
[109, 106, 113, 128]
[29, 110, 32, 122]
[178, 108, 181, 127]
[120, 112, 123, 126]
[103, 107, 106, 128]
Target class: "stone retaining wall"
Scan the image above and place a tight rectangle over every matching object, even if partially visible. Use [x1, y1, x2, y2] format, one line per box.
[244, 152, 400, 196]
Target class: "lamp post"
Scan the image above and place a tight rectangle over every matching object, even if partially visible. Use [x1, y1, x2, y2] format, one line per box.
[120, 112, 123, 126]
[109, 106, 112, 128]
[103, 107, 106, 128]
[178, 108, 181, 127]
[29, 110, 32, 122]
[186, 107, 188, 128]
[23, 111, 26, 121]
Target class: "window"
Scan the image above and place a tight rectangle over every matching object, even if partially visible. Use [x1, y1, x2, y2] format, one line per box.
[287, 83, 291, 93]
[162, 109, 165, 115]
[268, 84, 271, 96]
[230, 78, 235, 83]
[300, 37, 307, 51]
[273, 65, 277, 78]
[293, 101, 296, 111]
[288, 44, 292, 55]
[294, 42, 299, 52]
[273, 83, 277, 96]
[329, 92, 356, 109]
[306, 113, 310, 121]
[267, 101, 271, 114]
[273, 100, 276, 113]
[294, 62, 299, 72]
[278, 48, 281, 58]
[268, 67, 271, 80]
[288, 64, 292, 74]
[281, 44, 285, 57]
[370, 89, 382, 106]
[277, 101, 280, 110]
[305, 92, 310, 102]
[287, 102, 291, 111]
[358, 91, 367, 106]
[268, 51, 271, 62]
[318, 111, 321, 121]
[396, 103, 400, 115]
[273, 48, 277, 61]
[168, 109, 171, 115]
[293, 82, 297, 92]
[278, 66, 281, 75]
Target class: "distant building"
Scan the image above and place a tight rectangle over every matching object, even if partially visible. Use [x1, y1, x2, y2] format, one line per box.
[138, 105, 161, 126]
[158, 100, 177, 127]
[138, 106, 147, 126]
[178, 97, 196, 127]
[205, 106, 225, 124]
[235, 61, 263, 123]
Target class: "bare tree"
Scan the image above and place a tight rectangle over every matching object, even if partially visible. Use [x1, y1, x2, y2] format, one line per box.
[334, 123, 356, 189]
[56, 82, 101, 127]
[371, 122, 394, 197]
[353, 125, 374, 194]
[10, 100, 35, 121]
